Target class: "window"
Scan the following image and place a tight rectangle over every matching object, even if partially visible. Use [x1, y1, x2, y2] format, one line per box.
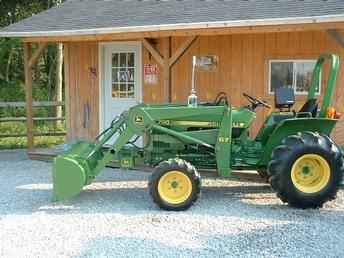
[112, 52, 135, 98]
[269, 60, 320, 95]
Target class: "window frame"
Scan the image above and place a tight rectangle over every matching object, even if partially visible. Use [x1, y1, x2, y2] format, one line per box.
[268, 59, 321, 96]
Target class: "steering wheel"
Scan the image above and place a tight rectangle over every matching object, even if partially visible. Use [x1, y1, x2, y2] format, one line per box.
[243, 93, 271, 110]
[214, 92, 229, 105]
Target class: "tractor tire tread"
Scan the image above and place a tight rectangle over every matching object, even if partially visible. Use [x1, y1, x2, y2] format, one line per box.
[268, 132, 343, 208]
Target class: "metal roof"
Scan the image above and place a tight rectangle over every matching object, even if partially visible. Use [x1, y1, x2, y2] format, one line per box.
[1, 0, 344, 37]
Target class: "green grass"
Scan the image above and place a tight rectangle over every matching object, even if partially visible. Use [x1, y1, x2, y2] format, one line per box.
[0, 121, 65, 150]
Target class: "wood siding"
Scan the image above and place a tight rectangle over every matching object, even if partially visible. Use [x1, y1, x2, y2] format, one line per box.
[64, 42, 99, 140]
[144, 31, 344, 144]
[65, 30, 344, 144]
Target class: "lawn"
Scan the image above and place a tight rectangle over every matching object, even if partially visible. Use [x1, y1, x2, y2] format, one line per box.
[0, 121, 65, 149]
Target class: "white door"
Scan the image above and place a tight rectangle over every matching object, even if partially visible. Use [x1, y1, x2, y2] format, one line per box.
[103, 42, 142, 130]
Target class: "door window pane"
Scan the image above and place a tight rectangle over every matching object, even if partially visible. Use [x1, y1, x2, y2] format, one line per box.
[112, 68, 119, 83]
[111, 52, 135, 98]
[128, 84, 135, 97]
[119, 68, 128, 82]
[270, 62, 293, 93]
[128, 68, 135, 82]
[120, 84, 127, 97]
[112, 84, 119, 97]
[128, 53, 134, 67]
[120, 53, 127, 67]
[112, 53, 119, 67]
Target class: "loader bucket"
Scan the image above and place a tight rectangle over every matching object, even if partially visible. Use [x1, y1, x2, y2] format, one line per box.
[52, 141, 104, 201]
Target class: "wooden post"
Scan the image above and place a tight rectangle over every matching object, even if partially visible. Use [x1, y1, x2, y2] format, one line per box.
[23, 43, 34, 150]
[55, 43, 64, 128]
[142, 36, 197, 103]
[163, 37, 171, 102]
[28, 43, 47, 68]
[169, 36, 197, 67]
[142, 38, 164, 66]
[64, 44, 71, 141]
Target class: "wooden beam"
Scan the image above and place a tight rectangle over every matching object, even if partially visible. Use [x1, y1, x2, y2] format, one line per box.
[169, 36, 197, 67]
[23, 43, 34, 150]
[22, 21, 344, 43]
[163, 37, 171, 102]
[64, 44, 71, 141]
[327, 29, 344, 48]
[28, 43, 47, 68]
[142, 38, 164, 66]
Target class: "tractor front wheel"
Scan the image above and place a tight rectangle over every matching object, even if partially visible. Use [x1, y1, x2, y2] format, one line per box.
[149, 158, 201, 211]
[268, 132, 343, 208]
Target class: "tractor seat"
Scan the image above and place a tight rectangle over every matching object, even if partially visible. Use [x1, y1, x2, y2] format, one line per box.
[275, 87, 295, 111]
[299, 98, 318, 117]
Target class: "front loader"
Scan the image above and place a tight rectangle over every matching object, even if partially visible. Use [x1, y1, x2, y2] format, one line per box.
[53, 53, 344, 210]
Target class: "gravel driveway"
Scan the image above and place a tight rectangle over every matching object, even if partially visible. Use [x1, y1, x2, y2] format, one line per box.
[0, 150, 343, 258]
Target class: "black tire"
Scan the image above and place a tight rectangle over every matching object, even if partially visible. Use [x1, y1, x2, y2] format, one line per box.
[268, 132, 344, 208]
[257, 169, 269, 182]
[148, 158, 201, 211]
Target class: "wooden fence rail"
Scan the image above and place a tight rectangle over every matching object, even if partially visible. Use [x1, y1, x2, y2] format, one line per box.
[0, 117, 65, 122]
[0, 101, 64, 108]
[0, 101, 66, 139]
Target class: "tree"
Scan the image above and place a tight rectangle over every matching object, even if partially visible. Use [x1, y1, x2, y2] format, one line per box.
[0, 0, 65, 115]
[0, 0, 66, 150]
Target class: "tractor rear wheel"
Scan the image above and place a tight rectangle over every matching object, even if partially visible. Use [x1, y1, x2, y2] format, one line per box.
[149, 158, 201, 211]
[257, 169, 269, 182]
[268, 132, 343, 208]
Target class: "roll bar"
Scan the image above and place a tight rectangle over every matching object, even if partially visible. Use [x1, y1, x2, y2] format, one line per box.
[308, 53, 340, 118]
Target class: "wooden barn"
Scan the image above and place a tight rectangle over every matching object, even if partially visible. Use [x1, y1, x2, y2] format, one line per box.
[1, 0, 344, 153]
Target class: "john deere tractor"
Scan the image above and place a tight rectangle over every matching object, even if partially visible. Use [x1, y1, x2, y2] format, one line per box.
[53, 53, 343, 210]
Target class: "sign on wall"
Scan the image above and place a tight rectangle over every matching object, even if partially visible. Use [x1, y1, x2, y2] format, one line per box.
[144, 64, 158, 85]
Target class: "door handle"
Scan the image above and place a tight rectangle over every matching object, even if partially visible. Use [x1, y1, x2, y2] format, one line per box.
[83, 102, 91, 129]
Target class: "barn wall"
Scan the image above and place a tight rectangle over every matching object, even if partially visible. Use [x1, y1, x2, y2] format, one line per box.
[65, 30, 344, 144]
[64, 42, 99, 140]
[143, 31, 344, 144]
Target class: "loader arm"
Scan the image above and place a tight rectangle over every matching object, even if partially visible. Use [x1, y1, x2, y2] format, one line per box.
[53, 103, 232, 201]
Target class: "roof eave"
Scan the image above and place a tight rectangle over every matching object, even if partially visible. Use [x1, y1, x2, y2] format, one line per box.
[1, 14, 344, 38]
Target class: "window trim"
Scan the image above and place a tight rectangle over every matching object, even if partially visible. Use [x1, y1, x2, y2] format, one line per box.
[268, 59, 321, 96]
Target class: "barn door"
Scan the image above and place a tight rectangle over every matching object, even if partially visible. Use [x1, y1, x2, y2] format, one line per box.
[103, 42, 142, 140]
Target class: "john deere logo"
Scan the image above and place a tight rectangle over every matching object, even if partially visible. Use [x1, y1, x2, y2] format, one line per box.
[232, 122, 245, 128]
[121, 159, 130, 167]
[135, 116, 144, 123]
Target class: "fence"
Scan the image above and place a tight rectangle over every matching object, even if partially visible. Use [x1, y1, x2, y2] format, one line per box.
[0, 101, 66, 139]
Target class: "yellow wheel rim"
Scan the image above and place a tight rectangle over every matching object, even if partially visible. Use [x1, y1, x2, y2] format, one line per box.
[158, 171, 193, 204]
[291, 154, 331, 194]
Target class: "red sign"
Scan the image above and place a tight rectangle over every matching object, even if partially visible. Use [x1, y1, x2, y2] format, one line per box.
[144, 64, 158, 85]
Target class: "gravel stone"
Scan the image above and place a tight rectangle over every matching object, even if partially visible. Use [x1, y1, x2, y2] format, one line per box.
[0, 150, 343, 258]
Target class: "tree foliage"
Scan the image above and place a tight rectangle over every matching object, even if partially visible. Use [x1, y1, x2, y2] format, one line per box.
[0, 0, 64, 117]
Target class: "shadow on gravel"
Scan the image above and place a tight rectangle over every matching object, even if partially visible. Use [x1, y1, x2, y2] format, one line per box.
[5, 181, 344, 222]
[76, 221, 344, 258]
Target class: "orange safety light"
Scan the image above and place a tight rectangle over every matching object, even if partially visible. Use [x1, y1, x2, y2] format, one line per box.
[327, 107, 336, 119]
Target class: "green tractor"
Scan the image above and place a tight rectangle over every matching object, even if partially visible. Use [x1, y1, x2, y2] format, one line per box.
[53, 53, 344, 211]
